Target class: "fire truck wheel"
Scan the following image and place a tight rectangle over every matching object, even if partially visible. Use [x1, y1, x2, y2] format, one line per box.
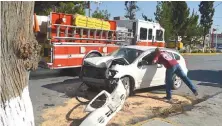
[85, 52, 101, 58]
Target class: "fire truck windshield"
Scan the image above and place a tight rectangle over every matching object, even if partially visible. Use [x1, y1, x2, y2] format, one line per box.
[108, 48, 144, 64]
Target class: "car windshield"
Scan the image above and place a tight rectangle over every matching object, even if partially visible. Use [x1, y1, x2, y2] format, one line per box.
[108, 48, 144, 64]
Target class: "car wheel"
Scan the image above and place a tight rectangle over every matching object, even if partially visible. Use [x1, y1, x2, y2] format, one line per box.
[121, 76, 133, 97]
[172, 74, 183, 90]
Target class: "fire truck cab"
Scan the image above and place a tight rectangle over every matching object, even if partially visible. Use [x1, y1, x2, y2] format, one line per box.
[33, 12, 165, 70]
[115, 19, 165, 47]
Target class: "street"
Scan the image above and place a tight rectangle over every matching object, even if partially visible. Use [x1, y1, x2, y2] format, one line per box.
[29, 55, 222, 126]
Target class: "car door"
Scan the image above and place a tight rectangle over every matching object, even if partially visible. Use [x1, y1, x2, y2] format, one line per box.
[153, 51, 177, 86]
[135, 51, 158, 89]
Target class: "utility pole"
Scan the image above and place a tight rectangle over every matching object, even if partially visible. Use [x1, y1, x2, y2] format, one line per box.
[88, 1, 91, 17]
[215, 25, 220, 49]
[84, 1, 91, 17]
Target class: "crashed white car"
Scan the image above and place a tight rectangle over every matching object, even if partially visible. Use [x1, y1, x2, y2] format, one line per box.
[80, 46, 188, 96]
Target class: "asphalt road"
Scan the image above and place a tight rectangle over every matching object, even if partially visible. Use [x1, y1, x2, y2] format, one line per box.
[29, 54, 222, 126]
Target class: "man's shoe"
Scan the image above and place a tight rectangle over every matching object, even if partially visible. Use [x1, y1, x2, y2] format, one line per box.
[163, 98, 177, 104]
[194, 91, 198, 96]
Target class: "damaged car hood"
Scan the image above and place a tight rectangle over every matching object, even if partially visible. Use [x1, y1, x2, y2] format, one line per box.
[84, 56, 114, 68]
[84, 56, 129, 68]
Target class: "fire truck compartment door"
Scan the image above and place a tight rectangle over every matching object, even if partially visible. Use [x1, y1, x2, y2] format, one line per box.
[52, 45, 83, 68]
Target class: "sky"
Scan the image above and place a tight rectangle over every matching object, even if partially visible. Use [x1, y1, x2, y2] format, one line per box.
[89, 1, 222, 33]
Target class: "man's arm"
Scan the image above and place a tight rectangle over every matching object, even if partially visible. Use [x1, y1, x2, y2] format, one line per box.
[152, 53, 160, 64]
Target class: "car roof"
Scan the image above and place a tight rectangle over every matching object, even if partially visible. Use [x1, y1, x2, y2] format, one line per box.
[121, 45, 179, 53]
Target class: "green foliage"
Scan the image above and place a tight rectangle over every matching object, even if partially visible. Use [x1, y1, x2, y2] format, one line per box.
[199, 1, 215, 46]
[34, 1, 86, 15]
[171, 2, 190, 38]
[92, 10, 111, 20]
[154, 2, 173, 41]
[154, 1, 204, 47]
[142, 13, 154, 22]
[182, 10, 202, 46]
[124, 1, 140, 20]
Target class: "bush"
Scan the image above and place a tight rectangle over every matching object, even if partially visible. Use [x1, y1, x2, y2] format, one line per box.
[211, 48, 216, 53]
[191, 49, 198, 53]
[205, 49, 211, 53]
[179, 49, 187, 53]
[198, 49, 203, 53]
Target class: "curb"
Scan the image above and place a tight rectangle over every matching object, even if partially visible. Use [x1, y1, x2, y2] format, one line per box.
[181, 53, 221, 56]
[132, 118, 178, 126]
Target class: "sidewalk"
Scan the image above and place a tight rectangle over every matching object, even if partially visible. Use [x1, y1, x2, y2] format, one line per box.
[140, 93, 222, 126]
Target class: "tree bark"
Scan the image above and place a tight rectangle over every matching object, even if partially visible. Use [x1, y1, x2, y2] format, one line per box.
[1, 1, 41, 126]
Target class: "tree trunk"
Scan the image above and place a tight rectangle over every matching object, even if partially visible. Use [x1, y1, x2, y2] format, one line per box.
[203, 34, 206, 52]
[1, 2, 41, 126]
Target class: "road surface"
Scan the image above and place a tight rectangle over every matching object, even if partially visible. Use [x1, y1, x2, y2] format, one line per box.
[29, 55, 222, 125]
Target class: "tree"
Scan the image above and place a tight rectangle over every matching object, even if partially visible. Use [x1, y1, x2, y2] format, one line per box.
[1, 1, 41, 125]
[182, 10, 201, 47]
[92, 9, 111, 20]
[171, 1, 190, 42]
[154, 2, 174, 41]
[154, 1, 163, 22]
[142, 13, 154, 22]
[124, 1, 140, 20]
[34, 1, 86, 15]
[199, 1, 215, 47]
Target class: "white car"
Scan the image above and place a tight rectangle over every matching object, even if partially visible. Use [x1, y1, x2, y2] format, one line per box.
[80, 46, 188, 96]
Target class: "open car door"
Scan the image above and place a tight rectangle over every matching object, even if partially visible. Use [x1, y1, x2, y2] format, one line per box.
[80, 80, 127, 126]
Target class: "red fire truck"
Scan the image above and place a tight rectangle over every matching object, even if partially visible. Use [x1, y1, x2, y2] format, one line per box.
[33, 12, 165, 70]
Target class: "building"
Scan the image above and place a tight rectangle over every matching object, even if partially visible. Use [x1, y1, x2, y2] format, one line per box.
[209, 33, 222, 49]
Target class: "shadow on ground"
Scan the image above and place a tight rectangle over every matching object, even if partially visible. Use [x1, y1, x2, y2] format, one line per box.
[188, 70, 222, 84]
[135, 85, 166, 94]
[30, 72, 61, 80]
[66, 103, 89, 126]
[30, 68, 80, 80]
[198, 82, 222, 88]
[42, 78, 81, 97]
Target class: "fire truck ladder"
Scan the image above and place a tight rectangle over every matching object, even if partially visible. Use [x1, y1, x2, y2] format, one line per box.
[51, 24, 133, 43]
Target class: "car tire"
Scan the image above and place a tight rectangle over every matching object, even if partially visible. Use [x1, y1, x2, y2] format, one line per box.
[121, 76, 134, 97]
[172, 74, 183, 90]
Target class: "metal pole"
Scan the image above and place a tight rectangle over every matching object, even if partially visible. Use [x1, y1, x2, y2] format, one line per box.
[88, 2, 91, 17]
[216, 29, 218, 49]
[211, 28, 214, 48]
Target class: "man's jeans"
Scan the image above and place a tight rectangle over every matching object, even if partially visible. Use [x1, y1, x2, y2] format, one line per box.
[165, 64, 197, 100]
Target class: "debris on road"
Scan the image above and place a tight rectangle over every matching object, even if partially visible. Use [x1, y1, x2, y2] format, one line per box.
[41, 92, 191, 126]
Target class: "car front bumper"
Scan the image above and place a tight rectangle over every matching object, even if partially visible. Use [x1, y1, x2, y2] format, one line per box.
[82, 77, 119, 90]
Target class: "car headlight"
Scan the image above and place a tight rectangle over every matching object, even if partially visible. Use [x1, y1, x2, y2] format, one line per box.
[109, 78, 119, 85]
[105, 69, 118, 78]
